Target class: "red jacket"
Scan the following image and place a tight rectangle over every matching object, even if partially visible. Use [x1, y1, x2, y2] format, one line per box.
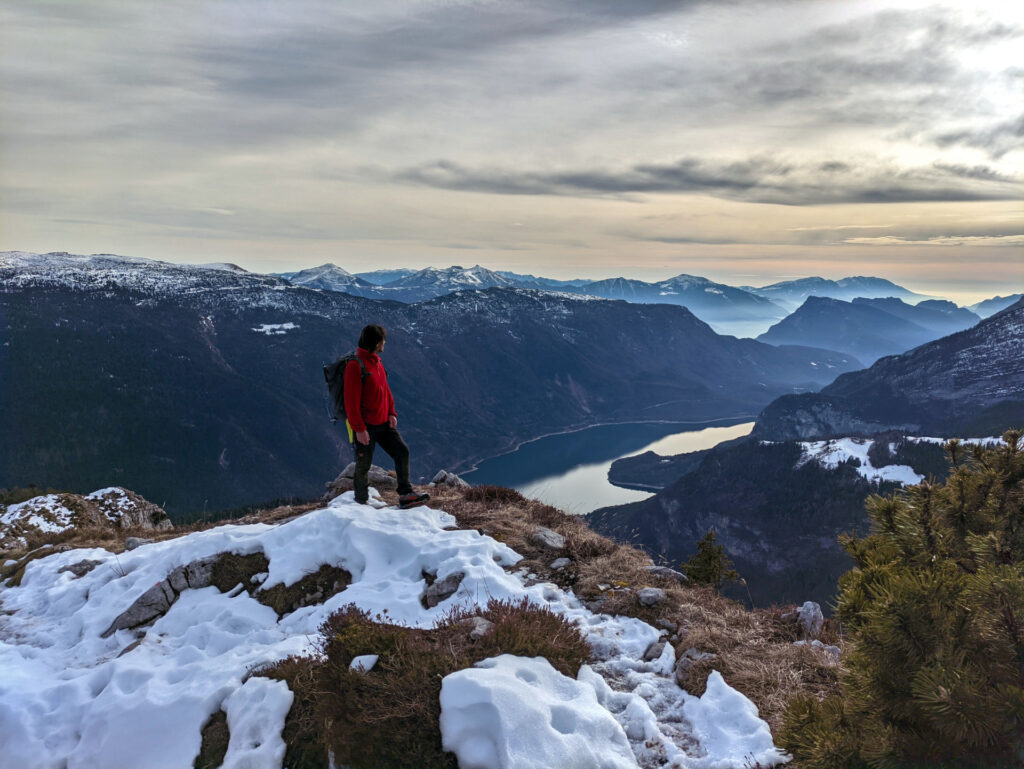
[343, 347, 396, 433]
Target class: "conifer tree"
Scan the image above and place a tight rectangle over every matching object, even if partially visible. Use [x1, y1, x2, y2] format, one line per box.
[683, 529, 739, 587]
[780, 430, 1024, 768]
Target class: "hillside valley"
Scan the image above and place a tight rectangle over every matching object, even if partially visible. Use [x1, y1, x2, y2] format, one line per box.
[757, 296, 979, 364]
[0, 251, 857, 519]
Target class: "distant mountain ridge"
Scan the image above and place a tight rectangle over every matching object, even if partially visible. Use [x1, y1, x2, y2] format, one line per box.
[276, 264, 380, 296]
[970, 293, 1024, 318]
[757, 296, 979, 364]
[754, 296, 1024, 441]
[746, 275, 932, 312]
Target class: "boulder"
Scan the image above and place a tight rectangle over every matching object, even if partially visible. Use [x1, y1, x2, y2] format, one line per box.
[325, 462, 398, 498]
[549, 557, 572, 570]
[643, 641, 666, 662]
[655, 618, 679, 634]
[101, 554, 224, 637]
[423, 571, 465, 608]
[430, 470, 470, 488]
[783, 601, 824, 639]
[645, 565, 687, 584]
[0, 488, 170, 551]
[530, 527, 565, 551]
[88, 488, 172, 530]
[637, 587, 666, 607]
[166, 556, 218, 593]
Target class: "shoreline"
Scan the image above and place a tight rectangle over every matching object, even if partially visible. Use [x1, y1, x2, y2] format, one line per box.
[455, 414, 756, 477]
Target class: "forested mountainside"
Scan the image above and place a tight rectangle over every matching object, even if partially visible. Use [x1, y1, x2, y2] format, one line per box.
[754, 297, 1024, 441]
[591, 436, 951, 607]
[0, 252, 857, 518]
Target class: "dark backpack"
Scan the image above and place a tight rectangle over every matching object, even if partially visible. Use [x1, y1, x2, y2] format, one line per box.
[323, 352, 368, 424]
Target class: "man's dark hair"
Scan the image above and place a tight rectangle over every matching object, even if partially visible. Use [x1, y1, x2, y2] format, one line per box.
[358, 324, 387, 351]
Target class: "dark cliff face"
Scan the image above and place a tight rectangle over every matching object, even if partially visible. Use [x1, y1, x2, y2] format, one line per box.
[752, 298, 1024, 441]
[0, 260, 858, 518]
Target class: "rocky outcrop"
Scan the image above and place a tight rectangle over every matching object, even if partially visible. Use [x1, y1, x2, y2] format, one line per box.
[324, 463, 398, 499]
[0, 488, 171, 551]
[753, 394, 917, 442]
[430, 470, 470, 488]
[101, 555, 219, 637]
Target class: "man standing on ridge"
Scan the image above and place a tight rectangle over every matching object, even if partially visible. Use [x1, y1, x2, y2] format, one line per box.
[344, 324, 429, 509]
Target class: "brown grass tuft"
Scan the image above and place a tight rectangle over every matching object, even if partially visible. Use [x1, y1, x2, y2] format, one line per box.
[261, 598, 589, 769]
[193, 710, 230, 769]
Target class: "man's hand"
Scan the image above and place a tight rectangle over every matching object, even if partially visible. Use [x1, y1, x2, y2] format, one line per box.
[388, 415, 398, 429]
[356, 430, 370, 445]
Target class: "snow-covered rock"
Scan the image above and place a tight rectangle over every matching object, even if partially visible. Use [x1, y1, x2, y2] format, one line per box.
[0, 487, 170, 551]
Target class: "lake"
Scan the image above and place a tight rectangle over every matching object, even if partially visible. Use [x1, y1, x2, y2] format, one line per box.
[460, 420, 754, 514]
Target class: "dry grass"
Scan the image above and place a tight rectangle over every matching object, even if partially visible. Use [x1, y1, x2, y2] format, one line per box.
[260, 598, 590, 769]
[193, 710, 230, 769]
[428, 484, 843, 736]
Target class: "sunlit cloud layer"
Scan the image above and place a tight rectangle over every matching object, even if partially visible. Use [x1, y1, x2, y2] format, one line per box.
[0, 0, 1021, 303]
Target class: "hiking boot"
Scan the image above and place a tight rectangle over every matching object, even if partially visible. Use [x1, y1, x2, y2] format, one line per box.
[398, 492, 430, 509]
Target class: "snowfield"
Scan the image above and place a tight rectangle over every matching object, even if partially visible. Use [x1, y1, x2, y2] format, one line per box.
[796, 437, 924, 485]
[795, 435, 1012, 487]
[0, 492, 787, 769]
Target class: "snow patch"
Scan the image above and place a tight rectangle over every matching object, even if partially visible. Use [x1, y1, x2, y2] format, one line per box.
[220, 677, 293, 769]
[251, 322, 298, 335]
[0, 495, 786, 768]
[797, 438, 923, 485]
[440, 654, 638, 769]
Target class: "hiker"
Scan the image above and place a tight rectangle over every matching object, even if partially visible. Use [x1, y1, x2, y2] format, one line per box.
[343, 324, 429, 509]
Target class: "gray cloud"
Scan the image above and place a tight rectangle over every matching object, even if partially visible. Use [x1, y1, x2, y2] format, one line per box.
[931, 115, 1024, 159]
[394, 156, 1021, 205]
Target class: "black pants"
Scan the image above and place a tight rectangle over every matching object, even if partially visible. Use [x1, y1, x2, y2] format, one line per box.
[352, 423, 413, 503]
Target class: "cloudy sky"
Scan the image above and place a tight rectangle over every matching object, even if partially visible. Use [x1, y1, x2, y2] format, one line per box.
[1, 0, 1021, 302]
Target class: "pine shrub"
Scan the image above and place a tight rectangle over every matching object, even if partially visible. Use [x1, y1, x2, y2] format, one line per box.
[779, 430, 1024, 768]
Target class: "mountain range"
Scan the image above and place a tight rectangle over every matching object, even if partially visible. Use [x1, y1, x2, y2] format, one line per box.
[970, 293, 1024, 318]
[757, 296, 979, 364]
[743, 276, 933, 312]
[275, 262, 1017, 342]
[755, 296, 1024, 441]
[591, 298, 1024, 607]
[0, 251, 858, 518]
